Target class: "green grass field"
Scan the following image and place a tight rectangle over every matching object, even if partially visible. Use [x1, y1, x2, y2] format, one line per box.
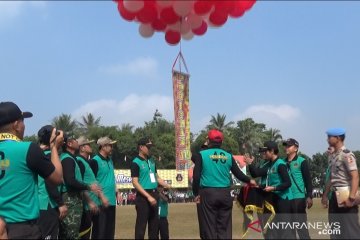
[115, 198, 333, 239]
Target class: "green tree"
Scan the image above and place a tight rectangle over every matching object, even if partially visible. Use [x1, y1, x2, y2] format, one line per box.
[234, 118, 267, 156]
[308, 152, 328, 188]
[265, 128, 283, 143]
[52, 114, 78, 134]
[206, 113, 234, 132]
[78, 113, 101, 132]
[23, 134, 37, 143]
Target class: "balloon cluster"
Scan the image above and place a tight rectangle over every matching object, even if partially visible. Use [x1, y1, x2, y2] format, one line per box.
[115, 0, 256, 45]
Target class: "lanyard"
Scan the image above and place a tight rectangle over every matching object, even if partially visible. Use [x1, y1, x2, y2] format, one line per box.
[0, 133, 20, 142]
[147, 159, 153, 173]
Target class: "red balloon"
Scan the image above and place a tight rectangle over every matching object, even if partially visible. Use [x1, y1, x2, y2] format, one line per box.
[229, 3, 245, 18]
[136, 4, 157, 24]
[238, 0, 256, 12]
[152, 18, 167, 31]
[160, 7, 180, 25]
[192, 21, 207, 36]
[165, 30, 181, 45]
[209, 10, 228, 26]
[193, 0, 213, 16]
[214, 0, 235, 15]
[117, 0, 136, 21]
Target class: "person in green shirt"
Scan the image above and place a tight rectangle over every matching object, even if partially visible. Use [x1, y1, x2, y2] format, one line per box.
[89, 136, 118, 239]
[283, 138, 313, 239]
[131, 137, 171, 239]
[192, 129, 256, 239]
[37, 125, 68, 239]
[76, 136, 108, 240]
[0, 101, 64, 239]
[157, 185, 170, 240]
[248, 141, 294, 239]
[59, 135, 100, 240]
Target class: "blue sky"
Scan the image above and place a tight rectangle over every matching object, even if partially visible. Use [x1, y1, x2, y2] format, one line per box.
[1, 1, 360, 156]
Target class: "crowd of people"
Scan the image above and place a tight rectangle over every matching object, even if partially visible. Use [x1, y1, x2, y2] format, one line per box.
[191, 128, 360, 239]
[1, 101, 360, 240]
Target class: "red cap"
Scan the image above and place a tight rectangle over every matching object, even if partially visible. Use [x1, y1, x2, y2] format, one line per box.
[208, 129, 224, 143]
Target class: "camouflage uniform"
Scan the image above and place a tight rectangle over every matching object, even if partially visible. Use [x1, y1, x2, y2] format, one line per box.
[59, 192, 83, 239]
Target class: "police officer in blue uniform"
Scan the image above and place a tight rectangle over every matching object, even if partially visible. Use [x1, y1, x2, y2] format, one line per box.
[322, 128, 360, 239]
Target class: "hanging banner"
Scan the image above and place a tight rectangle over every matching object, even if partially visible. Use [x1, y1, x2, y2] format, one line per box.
[173, 70, 191, 170]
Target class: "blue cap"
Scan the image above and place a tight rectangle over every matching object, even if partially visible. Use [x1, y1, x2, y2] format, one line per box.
[326, 128, 346, 136]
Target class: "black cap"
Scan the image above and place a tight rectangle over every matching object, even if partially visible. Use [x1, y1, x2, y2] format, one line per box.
[38, 125, 54, 145]
[283, 138, 299, 148]
[259, 141, 279, 153]
[138, 137, 153, 147]
[0, 102, 33, 126]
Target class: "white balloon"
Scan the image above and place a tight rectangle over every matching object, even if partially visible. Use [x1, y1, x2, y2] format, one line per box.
[173, 1, 193, 17]
[180, 20, 191, 34]
[187, 13, 202, 29]
[182, 31, 194, 41]
[139, 23, 154, 38]
[123, 0, 144, 13]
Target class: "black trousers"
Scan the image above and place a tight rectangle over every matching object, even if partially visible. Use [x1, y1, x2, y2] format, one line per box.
[91, 206, 115, 240]
[37, 206, 59, 239]
[158, 217, 169, 240]
[196, 203, 205, 239]
[6, 220, 41, 239]
[269, 193, 296, 239]
[291, 198, 310, 239]
[199, 188, 233, 239]
[135, 191, 159, 239]
[79, 210, 92, 239]
[329, 191, 360, 239]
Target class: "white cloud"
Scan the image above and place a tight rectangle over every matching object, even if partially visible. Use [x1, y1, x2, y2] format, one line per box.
[234, 104, 301, 126]
[72, 94, 173, 127]
[0, 1, 46, 27]
[98, 57, 159, 79]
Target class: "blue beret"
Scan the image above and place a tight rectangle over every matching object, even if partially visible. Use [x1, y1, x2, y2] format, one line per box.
[326, 128, 346, 136]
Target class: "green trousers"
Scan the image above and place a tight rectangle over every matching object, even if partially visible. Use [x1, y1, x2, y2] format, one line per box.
[59, 192, 83, 239]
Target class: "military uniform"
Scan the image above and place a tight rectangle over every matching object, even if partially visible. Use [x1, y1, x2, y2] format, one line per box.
[59, 151, 86, 240]
[328, 146, 360, 239]
[77, 155, 101, 239]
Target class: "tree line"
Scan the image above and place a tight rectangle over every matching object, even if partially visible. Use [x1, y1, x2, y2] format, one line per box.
[23, 111, 360, 188]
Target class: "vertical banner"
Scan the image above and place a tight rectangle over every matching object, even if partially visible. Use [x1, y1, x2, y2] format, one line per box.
[173, 70, 191, 170]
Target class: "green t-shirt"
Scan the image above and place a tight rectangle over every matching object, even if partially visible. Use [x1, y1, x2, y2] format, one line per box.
[287, 156, 306, 199]
[38, 150, 57, 210]
[92, 154, 116, 206]
[0, 141, 40, 222]
[132, 157, 158, 190]
[199, 148, 233, 188]
[158, 198, 168, 217]
[267, 158, 293, 200]
[76, 155, 101, 209]
[60, 152, 83, 193]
